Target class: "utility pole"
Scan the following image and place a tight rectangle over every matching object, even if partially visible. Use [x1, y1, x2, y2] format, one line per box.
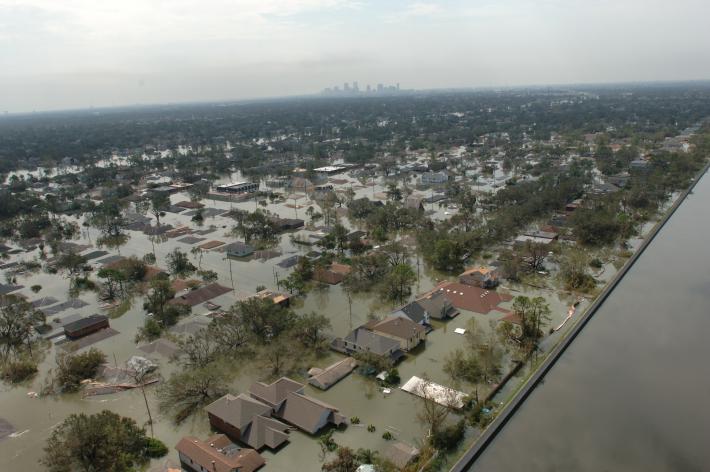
[347, 288, 353, 331]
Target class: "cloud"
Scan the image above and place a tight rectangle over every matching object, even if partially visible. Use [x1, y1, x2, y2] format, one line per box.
[403, 2, 442, 16]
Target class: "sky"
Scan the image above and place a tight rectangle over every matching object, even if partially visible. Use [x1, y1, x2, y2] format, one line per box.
[1, 0, 709, 113]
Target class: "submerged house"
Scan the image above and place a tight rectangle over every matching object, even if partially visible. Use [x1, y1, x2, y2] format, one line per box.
[363, 316, 426, 352]
[175, 434, 265, 472]
[458, 266, 500, 289]
[205, 393, 290, 451]
[395, 291, 459, 326]
[63, 314, 109, 340]
[332, 327, 405, 363]
[225, 242, 255, 258]
[248, 377, 347, 435]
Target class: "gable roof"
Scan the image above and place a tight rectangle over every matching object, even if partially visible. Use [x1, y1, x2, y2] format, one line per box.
[244, 414, 290, 450]
[344, 328, 400, 356]
[365, 316, 426, 340]
[431, 282, 512, 314]
[206, 394, 272, 431]
[279, 391, 346, 434]
[175, 435, 265, 472]
[398, 302, 426, 324]
[249, 377, 304, 408]
[415, 291, 458, 319]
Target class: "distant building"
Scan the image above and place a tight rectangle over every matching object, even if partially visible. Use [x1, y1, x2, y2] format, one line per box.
[63, 314, 109, 340]
[459, 266, 500, 288]
[215, 182, 259, 194]
[224, 242, 255, 258]
[420, 171, 448, 185]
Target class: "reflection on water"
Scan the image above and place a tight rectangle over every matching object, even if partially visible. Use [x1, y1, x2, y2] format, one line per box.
[470, 172, 710, 472]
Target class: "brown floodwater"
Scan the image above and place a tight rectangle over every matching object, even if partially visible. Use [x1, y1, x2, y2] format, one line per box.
[0, 171, 586, 472]
[468, 171, 710, 471]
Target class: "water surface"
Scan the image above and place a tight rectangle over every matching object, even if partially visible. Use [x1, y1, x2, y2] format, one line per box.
[470, 172, 710, 471]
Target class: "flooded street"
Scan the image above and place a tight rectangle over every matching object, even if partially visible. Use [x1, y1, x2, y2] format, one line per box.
[0, 168, 583, 471]
[468, 171, 710, 471]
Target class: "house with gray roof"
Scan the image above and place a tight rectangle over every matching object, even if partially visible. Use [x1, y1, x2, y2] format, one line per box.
[205, 393, 290, 451]
[331, 327, 405, 362]
[248, 377, 346, 435]
[395, 291, 459, 327]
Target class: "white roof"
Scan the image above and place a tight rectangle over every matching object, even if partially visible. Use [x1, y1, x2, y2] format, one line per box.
[400, 376, 467, 409]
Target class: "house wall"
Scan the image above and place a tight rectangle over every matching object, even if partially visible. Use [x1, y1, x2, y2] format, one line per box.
[208, 412, 243, 445]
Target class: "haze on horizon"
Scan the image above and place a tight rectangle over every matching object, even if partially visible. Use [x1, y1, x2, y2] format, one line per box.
[1, 0, 709, 113]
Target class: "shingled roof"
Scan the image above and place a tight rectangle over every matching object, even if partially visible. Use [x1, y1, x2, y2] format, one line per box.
[279, 392, 346, 434]
[175, 435, 265, 472]
[248, 377, 304, 409]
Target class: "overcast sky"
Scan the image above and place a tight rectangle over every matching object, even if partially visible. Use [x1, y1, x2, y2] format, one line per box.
[1, 0, 709, 112]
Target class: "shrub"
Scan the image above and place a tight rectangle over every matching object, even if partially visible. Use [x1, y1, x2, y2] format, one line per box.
[589, 258, 603, 269]
[350, 416, 360, 424]
[430, 419, 466, 450]
[1, 359, 38, 383]
[55, 348, 106, 392]
[382, 431, 393, 440]
[367, 424, 376, 433]
[137, 318, 163, 342]
[31, 285, 43, 293]
[384, 368, 400, 386]
[144, 437, 169, 458]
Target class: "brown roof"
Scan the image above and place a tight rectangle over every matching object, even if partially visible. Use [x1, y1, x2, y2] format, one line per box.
[384, 441, 420, 469]
[431, 282, 512, 314]
[175, 200, 204, 209]
[170, 283, 231, 306]
[199, 240, 226, 250]
[365, 316, 426, 340]
[175, 435, 265, 472]
[329, 263, 352, 275]
[249, 377, 304, 408]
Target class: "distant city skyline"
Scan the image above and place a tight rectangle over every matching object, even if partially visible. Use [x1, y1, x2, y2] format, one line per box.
[1, 0, 710, 113]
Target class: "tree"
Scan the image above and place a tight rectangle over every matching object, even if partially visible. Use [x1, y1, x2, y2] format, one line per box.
[416, 377, 456, 438]
[190, 246, 204, 269]
[41, 410, 166, 472]
[149, 192, 170, 227]
[232, 298, 295, 342]
[560, 249, 596, 292]
[498, 296, 552, 354]
[55, 252, 88, 276]
[385, 183, 402, 202]
[97, 267, 127, 300]
[89, 198, 130, 249]
[157, 365, 229, 424]
[331, 223, 349, 255]
[0, 294, 46, 360]
[522, 241, 548, 272]
[264, 336, 293, 375]
[380, 263, 416, 304]
[54, 348, 107, 393]
[294, 312, 332, 349]
[166, 248, 197, 278]
[143, 278, 188, 327]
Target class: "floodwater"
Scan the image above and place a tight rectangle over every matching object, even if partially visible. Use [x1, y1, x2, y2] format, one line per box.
[0, 167, 583, 472]
[469, 171, 710, 471]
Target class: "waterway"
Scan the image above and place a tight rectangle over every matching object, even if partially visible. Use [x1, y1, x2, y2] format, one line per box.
[467, 170, 710, 471]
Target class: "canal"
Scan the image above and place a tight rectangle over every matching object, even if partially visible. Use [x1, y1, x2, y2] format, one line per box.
[465, 170, 710, 471]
